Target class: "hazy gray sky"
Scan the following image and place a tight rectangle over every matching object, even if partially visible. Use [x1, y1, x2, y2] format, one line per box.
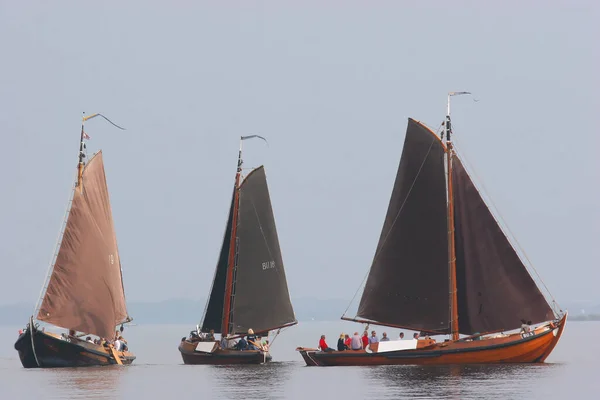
[0, 1, 597, 310]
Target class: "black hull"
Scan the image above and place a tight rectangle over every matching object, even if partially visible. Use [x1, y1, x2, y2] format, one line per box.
[14, 325, 135, 369]
[178, 341, 272, 365]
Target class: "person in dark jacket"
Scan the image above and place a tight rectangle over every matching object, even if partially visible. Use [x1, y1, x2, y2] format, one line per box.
[246, 328, 258, 350]
[337, 333, 346, 351]
[234, 337, 247, 350]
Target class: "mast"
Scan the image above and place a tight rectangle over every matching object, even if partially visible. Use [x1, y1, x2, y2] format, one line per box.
[445, 94, 459, 341]
[221, 139, 243, 336]
[71, 112, 85, 335]
[77, 113, 87, 190]
[446, 92, 470, 341]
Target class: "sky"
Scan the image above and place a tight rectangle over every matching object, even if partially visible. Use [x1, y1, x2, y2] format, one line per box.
[0, 1, 597, 311]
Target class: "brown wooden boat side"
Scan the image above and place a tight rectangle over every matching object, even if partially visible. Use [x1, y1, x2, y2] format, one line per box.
[178, 339, 271, 365]
[297, 315, 566, 366]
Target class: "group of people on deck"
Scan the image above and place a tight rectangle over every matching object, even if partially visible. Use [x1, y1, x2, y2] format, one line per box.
[319, 330, 421, 352]
[188, 328, 270, 352]
[65, 328, 128, 352]
[230, 329, 269, 352]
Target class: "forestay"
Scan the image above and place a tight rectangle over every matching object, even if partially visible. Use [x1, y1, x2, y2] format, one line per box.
[452, 155, 555, 334]
[356, 119, 450, 333]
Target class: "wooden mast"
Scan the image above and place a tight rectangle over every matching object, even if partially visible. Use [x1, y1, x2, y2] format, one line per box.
[221, 140, 243, 336]
[76, 113, 87, 191]
[446, 93, 459, 341]
[69, 113, 88, 337]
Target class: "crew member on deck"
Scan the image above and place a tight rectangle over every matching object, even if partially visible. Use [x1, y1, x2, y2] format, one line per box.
[319, 335, 334, 352]
[369, 330, 379, 344]
[337, 334, 346, 351]
[361, 331, 369, 348]
[344, 334, 351, 349]
[351, 332, 362, 350]
[234, 337, 247, 350]
[206, 329, 215, 341]
[220, 335, 229, 349]
[520, 319, 531, 335]
[247, 329, 258, 350]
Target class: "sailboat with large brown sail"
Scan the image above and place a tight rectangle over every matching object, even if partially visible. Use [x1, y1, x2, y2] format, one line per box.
[297, 93, 567, 366]
[14, 113, 135, 368]
[179, 135, 297, 365]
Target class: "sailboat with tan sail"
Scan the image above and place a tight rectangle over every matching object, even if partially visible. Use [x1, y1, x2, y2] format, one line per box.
[178, 135, 297, 365]
[14, 113, 135, 368]
[297, 93, 566, 366]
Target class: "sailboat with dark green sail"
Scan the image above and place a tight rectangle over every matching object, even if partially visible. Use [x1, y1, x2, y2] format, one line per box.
[179, 136, 297, 365]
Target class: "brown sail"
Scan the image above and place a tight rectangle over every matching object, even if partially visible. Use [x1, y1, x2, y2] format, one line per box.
[230, 166, 296, 334]
[452, 155, 554, 334]
[38, 151, 128, 339]
[356, 118, 450, 333]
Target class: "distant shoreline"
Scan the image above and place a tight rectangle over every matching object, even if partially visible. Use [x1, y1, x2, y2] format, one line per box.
[1, 300, 599, 325]
[567, 315, 600, 322]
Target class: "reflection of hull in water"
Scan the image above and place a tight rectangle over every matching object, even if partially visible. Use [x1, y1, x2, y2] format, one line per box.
[14, 324, 135, 368]
[178, 340, 272, 365]
[297, 314, 566, 366]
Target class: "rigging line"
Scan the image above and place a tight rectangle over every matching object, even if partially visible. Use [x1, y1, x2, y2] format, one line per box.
[269, 326, 287, 347]
[452, 136, 561, 311]
[342, 135, 438, 318]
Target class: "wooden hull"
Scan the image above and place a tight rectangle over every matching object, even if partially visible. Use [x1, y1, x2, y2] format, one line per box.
[297, 315, 566, 366]
[14, 324, 135, 368]
[178, 339, 272, 365]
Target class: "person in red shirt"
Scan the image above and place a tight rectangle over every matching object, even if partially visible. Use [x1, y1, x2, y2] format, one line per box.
[319, 335, 334, 352]
[344, 334, 351, 349]
[361, 331, 369, 348]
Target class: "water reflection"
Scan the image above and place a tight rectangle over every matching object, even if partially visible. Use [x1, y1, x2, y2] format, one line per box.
[206, 361, 294, 400]
[367, 364, 561, 399]
[44, 365, 125, 399]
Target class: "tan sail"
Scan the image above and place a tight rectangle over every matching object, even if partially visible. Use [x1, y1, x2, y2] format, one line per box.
[38, 151, 128, 339]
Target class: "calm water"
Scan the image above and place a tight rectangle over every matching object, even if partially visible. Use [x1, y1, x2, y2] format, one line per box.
[0, 321, 597, 399]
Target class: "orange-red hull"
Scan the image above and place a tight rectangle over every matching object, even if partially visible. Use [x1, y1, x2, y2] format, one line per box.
[297, 315, 566, 366]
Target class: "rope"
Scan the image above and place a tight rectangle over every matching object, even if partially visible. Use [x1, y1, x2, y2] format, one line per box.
[269, 327, 283, 348]
[342, 130, 440, 317]
[452, 133, 561, 313]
